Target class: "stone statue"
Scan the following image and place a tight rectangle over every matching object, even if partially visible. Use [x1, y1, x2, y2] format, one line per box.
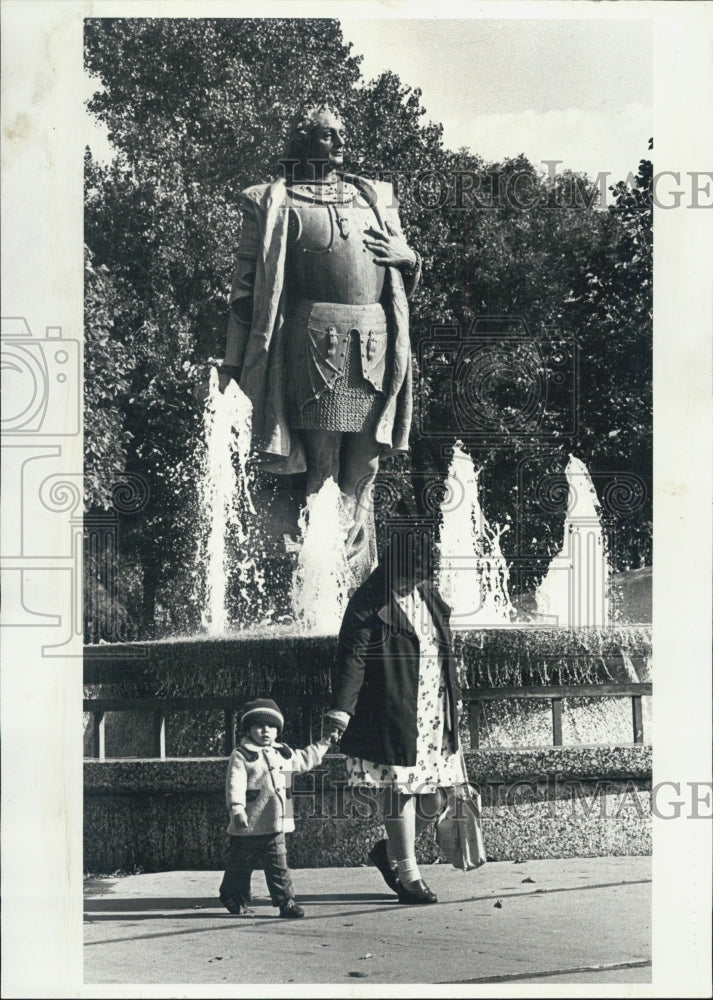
[218, 104, 421, 579]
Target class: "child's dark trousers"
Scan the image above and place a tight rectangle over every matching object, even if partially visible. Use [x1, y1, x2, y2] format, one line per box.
[219, 832, 295, 906]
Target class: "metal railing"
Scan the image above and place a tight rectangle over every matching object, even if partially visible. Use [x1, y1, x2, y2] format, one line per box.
[84, 682, 651, 760]
[462, 682, 651, 748]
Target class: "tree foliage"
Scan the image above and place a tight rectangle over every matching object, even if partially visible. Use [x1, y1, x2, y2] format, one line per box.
[84, 241, 135, 510]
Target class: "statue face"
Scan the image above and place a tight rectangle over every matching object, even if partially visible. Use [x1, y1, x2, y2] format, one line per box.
[308, 110, 346, 172]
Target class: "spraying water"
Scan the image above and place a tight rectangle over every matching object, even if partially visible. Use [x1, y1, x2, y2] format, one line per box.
[195, 378, 610, 635]
[197, 369, 266, 634]
[291, 478, 351, 634]
[535, 454, 611, 626]
[437, 443, 514, 627]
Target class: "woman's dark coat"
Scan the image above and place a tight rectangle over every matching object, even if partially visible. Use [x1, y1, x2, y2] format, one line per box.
[330, 565, 461, 767]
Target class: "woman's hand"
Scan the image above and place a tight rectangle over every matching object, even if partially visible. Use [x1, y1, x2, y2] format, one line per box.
[324, 711, 349, 748]
[363, 220, 418, 271]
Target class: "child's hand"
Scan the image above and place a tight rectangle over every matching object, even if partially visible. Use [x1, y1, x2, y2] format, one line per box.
[323, 712, 348, 734]
[231, 806, 248, 828]
[327, 728, 342, 748]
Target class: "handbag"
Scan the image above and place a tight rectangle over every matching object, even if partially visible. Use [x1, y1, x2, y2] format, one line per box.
[436, 764, 486, 872]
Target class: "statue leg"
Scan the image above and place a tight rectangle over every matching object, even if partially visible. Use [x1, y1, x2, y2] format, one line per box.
[299, 430, 379, 586]
[302, 429, 342, 496]
[338, 432, 380, 499]
[339, 433, 381, 585]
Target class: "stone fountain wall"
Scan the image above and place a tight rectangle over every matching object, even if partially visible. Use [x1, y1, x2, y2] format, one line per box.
[84, 746, 651, 873]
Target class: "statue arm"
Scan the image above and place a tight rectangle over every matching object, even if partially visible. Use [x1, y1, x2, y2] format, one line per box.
[385, 205, 421, 298]
[364, 184, 422, 298]
[220, 203, 261, 386]
[400, 250, 421, 299]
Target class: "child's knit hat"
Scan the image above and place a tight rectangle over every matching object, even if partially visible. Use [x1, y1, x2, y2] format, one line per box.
[241, 698, 284, 735]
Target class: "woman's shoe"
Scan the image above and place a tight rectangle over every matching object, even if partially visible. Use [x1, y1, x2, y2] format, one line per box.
[279, 899, 305, 919]
[396, 878, 438, 905]
[368, 839, 401, 894]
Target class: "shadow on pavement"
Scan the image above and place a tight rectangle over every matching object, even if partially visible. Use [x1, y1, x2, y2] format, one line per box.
[85, 897, 220, 912]
[84, 892, 395, 913]
[85, 877, 650, 916]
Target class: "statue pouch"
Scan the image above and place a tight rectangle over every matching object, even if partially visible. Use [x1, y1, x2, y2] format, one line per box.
[287, 300, 389, 405]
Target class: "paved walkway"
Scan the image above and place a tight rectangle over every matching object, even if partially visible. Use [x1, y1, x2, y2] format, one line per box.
[84, 855, 651, 986]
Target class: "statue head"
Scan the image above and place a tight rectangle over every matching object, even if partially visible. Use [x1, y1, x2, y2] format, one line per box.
[282, 103, 346, 180]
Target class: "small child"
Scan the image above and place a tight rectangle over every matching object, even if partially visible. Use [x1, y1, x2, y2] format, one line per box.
[219, 698, 335, 918]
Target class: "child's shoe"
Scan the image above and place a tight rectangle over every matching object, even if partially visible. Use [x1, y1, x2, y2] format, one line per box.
[220, 893, 253, 916]
[279, 899, 304, 919]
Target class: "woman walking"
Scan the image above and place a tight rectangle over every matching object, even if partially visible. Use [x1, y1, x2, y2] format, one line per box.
[326, 528, 467, 904]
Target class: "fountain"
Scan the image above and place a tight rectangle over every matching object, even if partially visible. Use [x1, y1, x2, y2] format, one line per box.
[535, 455, 611, 627]
[434, 446, 614, 630]
[193, 397, 623, 643]
[437, 443, 515, 628]
[197, 368, 266, 633]
[291, 478, 351, 635]
[196, 371, 358, 635]
[196, 413, 521, 635]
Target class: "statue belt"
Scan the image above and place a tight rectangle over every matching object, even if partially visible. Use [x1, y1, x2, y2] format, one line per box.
[286, 299, 389, 402]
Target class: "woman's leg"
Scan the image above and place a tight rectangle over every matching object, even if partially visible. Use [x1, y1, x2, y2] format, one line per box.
[383, 790, 420, 886]
[382, 790, 445, 855]
[382, 789, 417, 863]
[381, 787, 441, 903]
[383, 788, 439, 898]
[415, 788, 447, 835]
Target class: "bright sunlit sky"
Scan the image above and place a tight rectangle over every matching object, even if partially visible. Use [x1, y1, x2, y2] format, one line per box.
[85, 15, 653, 185]
[340, 17, 652, 183]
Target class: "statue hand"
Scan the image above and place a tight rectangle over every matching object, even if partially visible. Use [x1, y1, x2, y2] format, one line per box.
[363, 220, 417, 270]
[193, 380, 210, 405]
[218, 370, 235, 394]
